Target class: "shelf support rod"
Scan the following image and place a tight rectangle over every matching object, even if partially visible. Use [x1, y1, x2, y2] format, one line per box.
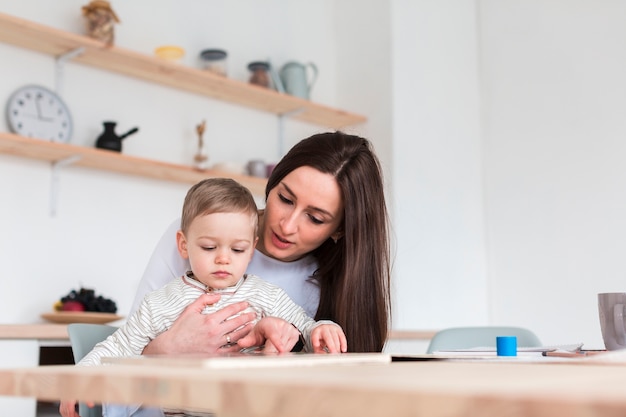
[55, 47, 85, 95]
[277, 108, 304, 159]
[50, 155, 82, 217]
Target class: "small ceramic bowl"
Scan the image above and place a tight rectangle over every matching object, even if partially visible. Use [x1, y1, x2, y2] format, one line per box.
[154, 45, 185, 62]
[212, 162, 245, 175]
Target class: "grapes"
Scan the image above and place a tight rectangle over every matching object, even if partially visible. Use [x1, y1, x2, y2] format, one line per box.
[59, 287, 118, 313]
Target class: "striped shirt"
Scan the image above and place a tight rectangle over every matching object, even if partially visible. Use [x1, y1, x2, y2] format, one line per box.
[80, 273, 335, 367]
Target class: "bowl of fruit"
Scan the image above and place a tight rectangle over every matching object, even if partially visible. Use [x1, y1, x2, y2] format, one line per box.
[41, 287, 123, 324]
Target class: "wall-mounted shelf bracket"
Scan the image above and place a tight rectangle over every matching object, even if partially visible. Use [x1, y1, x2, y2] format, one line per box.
[55, 47, 85, 94]
[49, 154, 81, 217]
[277, 108, 305, 158]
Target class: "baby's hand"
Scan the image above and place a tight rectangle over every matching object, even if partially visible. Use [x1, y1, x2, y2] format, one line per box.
[238, 316, 300, 353]
[310, 323, 347, 353]
[59, 399, 94, 417]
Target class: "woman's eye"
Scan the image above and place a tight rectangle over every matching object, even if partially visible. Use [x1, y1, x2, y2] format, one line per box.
[278, 193, 293, 205]
[308, 214, 324, 225]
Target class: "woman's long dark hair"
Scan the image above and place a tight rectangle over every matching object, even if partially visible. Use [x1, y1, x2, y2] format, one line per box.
[266, 132, 391, 352]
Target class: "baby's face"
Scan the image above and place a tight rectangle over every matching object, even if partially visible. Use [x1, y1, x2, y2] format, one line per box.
[181, 211, 256, 289]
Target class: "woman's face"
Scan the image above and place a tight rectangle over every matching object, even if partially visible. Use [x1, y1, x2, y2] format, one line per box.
[259, 166, 344, 262]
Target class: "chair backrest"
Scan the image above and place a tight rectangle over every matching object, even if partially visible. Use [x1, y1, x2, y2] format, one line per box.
[67, 323, 118, 363]
[426, 326, 542, 354]
[67, 323, 118, 417]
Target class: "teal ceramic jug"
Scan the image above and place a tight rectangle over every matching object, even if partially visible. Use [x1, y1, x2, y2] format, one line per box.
[279, 61, 318, 99]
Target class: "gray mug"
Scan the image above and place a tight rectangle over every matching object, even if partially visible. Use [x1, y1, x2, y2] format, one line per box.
[598, 292, 626, 350]
[246, 160, 267, 178]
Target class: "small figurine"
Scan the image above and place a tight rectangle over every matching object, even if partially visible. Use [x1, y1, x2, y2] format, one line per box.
[194, 120, 209, 170]
[82, 0, 120, 46]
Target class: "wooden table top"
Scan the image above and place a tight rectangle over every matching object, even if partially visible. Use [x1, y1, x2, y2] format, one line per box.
[1, 354, 626, 417]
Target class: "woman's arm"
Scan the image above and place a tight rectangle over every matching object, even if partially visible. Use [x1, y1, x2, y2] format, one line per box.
[142, 293, 257, 354]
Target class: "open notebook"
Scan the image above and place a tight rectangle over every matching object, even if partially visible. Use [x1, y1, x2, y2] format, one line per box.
[388, 343, 587, 362]
[430, 343, 584, 356]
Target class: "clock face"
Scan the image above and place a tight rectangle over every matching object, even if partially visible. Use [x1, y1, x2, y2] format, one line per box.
[5, 85, 73, 143]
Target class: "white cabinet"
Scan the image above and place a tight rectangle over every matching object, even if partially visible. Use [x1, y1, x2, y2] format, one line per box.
[0, 326, 72, 417]
[0, 340, 40, 416]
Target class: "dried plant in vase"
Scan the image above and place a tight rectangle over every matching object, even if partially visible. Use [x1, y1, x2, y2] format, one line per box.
[82, 0, 120, 45]
[194, 120, 209, 170]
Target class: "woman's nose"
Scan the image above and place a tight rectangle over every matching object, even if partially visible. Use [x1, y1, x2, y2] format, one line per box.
[279, 212, 298, 234]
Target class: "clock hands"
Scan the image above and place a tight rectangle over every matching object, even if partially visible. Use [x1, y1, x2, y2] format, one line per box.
[35, 95, 54, 122]
[35, 95, 43, 118]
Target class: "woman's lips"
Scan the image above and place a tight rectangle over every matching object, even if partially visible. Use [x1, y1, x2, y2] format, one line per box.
[271, 231, 292, 250]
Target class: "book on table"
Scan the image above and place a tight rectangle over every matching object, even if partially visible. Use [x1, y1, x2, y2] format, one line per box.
[102, 352, 392, 369]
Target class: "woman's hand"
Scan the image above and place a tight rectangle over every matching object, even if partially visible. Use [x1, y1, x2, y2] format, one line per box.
[237, 316, 301, 353]
[310, 324, 347, 353]
[142, 293, 257, 354]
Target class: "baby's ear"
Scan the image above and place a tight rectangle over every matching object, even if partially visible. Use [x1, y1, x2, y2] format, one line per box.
[176, 230, 190, 259]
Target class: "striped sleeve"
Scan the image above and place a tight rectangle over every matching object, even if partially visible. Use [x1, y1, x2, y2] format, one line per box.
[79, 278, 202, 366]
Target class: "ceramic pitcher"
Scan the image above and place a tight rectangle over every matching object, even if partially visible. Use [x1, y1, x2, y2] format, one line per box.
[279, 61, 318, 99]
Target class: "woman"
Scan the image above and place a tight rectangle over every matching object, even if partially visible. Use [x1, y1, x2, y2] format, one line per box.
[137, 131, 391, 353]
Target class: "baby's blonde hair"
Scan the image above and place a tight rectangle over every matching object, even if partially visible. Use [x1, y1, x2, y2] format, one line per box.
[181, 178, 258, 235]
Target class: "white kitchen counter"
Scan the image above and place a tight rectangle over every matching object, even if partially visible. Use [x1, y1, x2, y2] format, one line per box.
[0, 325, 71, 416]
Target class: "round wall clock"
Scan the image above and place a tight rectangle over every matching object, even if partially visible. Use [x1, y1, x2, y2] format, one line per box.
[5, 84, 73, 143]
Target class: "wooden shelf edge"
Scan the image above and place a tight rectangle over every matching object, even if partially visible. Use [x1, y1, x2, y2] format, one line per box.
[0, 133, 267, 195]
[0, 12, 367, 129]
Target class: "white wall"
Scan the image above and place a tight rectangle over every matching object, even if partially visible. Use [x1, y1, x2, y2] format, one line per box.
[390, 0, 488, 330]
[480, 0, 626, 347]
[335, 0, 393, 174]
[389, 0, 626, 350]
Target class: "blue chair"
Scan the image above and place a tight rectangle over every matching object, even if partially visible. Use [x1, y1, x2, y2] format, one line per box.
[426, 326, 542, 353]
[67, 323, 118, 417]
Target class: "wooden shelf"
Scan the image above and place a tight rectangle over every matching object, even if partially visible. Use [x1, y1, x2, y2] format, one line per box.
[0, 133, 267, 195]
[0, 12, 366, 129]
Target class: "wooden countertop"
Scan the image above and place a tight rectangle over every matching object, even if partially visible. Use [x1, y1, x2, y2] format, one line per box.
[0, 324, 68, 340]
[0, 325, 435, 342]
[1, 357, 626, 416]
